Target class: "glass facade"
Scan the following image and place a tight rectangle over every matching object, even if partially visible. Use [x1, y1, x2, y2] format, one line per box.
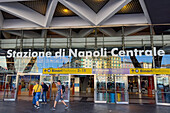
[0, 25, 170, 105]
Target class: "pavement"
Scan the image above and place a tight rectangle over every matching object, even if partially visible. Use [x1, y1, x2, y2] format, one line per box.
[0, 101, 170, 113]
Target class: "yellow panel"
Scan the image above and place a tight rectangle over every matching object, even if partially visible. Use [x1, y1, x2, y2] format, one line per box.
[130, 68, 170, 74]
[43, 68, 92, 74]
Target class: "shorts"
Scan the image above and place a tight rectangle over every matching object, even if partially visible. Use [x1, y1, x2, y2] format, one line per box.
[55, 94, 64, 102]
[35, 92, 41, 102]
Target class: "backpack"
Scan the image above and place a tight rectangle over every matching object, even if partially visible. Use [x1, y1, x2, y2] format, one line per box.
[62, 85, 65, 93]
[43, 84, 48, 91]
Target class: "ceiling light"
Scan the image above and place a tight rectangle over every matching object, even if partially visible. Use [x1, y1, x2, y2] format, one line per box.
[122, 5, 127, 9]
[63, 9, 69, 13]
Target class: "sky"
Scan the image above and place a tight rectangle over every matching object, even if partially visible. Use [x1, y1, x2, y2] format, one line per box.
[37, 56, 72, 72]
[121, 55, 170, 65]
[121, 55, 153, 63]
[161, 55, 170, 65]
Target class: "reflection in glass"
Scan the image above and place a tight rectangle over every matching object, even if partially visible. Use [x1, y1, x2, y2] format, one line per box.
[157, 76, 170, 103]
[107, 75, 115, 103]
[116, 76, 128, 103]
[17, 75, 40, 101]
[96, 75, 106, 101]
[0, 75, 5, 100]
[4, 75, 17, 99]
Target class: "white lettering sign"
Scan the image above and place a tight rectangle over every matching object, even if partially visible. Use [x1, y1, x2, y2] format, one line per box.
[6, 47, 165, 58]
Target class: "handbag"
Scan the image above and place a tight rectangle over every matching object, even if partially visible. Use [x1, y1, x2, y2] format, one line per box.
[33, 85, 39, 96]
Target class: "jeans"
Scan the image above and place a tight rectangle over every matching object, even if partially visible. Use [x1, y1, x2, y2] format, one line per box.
[35, 92, 41, 102]
[42, 91, 47, 102]
[32, 95, 36, 105]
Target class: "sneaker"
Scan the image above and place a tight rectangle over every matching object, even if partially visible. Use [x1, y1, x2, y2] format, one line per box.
[51, 107, 56, 111]
[65, 105, 68, 109]
[41, 102, 45, 104]
[34, 105, 37, 108]
[36, 106, 40, 109]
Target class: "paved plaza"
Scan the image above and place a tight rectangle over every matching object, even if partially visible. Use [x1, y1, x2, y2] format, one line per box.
[0, 101, 170, 113]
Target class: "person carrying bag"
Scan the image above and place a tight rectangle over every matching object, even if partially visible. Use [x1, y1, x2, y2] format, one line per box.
[32, 81, 43, 109]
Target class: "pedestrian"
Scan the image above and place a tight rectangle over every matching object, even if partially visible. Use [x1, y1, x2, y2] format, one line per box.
[41, 82, 48, 104]
[51, 80, 68, 110]
[32, 81, 43, 109]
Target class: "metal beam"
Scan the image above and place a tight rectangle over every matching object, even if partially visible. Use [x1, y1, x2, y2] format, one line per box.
[42, 30, 47, 53]
[0, 2, 45, 26]
[99, 28, 116, 37]
[59, 0, 96, 25]
[100, 26, 147, 37]
[41, 29, 48, 38]
[50, 29, 69, 37]
[2, 15, 148, 30]
[50, 29, 76, 38]
[97, 0, 131, 25]
[45, 0, 58, 27]
[0, 11, 4, 28]
[139, 0, 151, 24]
[103, 14, 148, 25]
[50, 17, 91, 27]
[20, 30, 23, 52]
[95, 28, 97, 50]
[150, 25, 155, 68]
[3, 19, 40, 29]
[2, 31, 11, 39]
[69, 28, 72, 49]
[5, 30, 41, 38]
[116, 26, 147, 36]
[0, 0, 32, 2]
[122, 26, 125, 50]
[78, 28, 93, 37]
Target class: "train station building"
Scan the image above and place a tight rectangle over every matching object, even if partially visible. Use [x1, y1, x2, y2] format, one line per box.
[0, 0, 170, 106]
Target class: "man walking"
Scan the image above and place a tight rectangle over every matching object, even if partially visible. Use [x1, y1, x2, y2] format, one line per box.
[32, 81, 43, 109]
[51, 80, 68, 110]
[41, 82, 48, 104]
